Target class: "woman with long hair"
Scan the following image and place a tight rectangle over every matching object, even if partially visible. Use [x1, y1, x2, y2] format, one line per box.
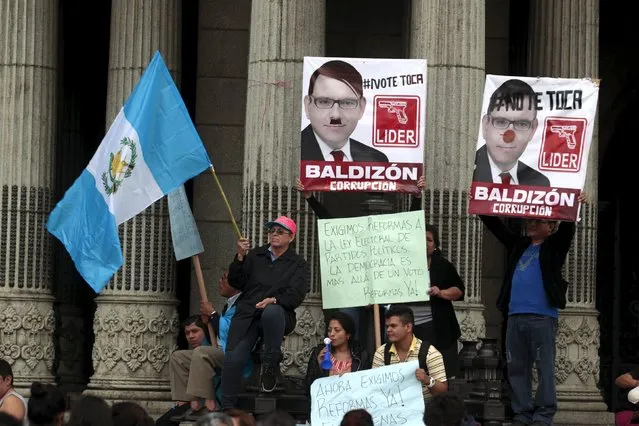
[27, 382, 65, 426]
[305, 311, 371, 391]
[396, 177, 465, 379]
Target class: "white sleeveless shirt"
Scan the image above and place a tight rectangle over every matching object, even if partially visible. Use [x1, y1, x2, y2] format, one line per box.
[0, 389, 28, 425]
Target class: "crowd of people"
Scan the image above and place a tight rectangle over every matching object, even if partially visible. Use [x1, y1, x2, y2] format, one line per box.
[0, 352, 476, 426]
[0, 69, 596, 426]
[1, 182, 593, 426]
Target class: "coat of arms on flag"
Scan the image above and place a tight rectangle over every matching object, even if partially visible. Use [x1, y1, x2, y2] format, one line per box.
[102, 137, 138, 195]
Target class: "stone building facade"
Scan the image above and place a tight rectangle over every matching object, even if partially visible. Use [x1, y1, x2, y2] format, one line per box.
[0, 0, 622, 424]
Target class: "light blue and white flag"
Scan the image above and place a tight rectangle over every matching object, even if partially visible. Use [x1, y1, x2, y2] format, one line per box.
[47, 51, 212, 293]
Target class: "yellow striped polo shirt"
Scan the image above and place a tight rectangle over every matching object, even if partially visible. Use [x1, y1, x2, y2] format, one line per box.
[371, 335, 447, 401]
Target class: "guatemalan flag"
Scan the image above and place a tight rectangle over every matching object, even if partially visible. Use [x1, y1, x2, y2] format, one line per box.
[47, 51, 212, 293]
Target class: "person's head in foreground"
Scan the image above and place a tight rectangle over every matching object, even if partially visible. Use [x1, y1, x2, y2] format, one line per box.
[424, 392, 477, 426]
[224, 408, 256, 426]
[27, 382, 66, 426]
[255, 410, 296, 426]
[67, 395, 114, 426]
[111, 401, 154, 426]
[340, 409, 373, 426]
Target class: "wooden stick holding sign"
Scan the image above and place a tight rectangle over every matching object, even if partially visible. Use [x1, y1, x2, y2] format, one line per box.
[191, 255, 216, 342]
[373, 304, 382, 349]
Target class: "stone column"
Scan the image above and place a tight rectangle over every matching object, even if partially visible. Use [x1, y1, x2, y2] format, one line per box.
[55, 90, 92, 394]
[527, 1, 611, 424]
[84, 1, 181, 416]
[410, 0, 486, 342]
[242, 0, 325, 376]
[0, 0, 58, 392]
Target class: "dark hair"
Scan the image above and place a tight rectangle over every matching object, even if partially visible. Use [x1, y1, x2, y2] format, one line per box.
[308, 60, 364, 99]
[326, 311, 356, 352]
[255, 410, 296, 426]
[487, 78, 538, 115]
[111, 402, 154, 426]
[181, 315, 206, 330]
[0, 412, 21, 426]
[0, 359, 13, 386]
[426, 224, 441, 251]
[223, 409, 256, 426]
[67, 395, 114, 426]
[340, 409, 374, 426]
[181, 315, 210, 343]
[424, 392, 469, 426]
[384, 306, 415, 327]
[195, 412, 235, 426]
[27, 382, 66, 426]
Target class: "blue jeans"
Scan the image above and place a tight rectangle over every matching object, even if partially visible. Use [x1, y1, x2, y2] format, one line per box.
[221, 304, 287, 409]
[506, 314, 557, 425]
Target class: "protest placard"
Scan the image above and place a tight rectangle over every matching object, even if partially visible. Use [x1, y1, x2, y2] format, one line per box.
[168, 185, 204, 261]
[300, 57, 427, 194]
[318, 210, 429, 309]
[310, 360, 425, 426]
[469, 75, 599, 221]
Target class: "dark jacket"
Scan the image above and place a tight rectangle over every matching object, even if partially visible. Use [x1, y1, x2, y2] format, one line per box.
[473, 144, 550, 187]
[402, 197, 464, 349]
[305, 342, 371, 393]
[398, 252, 465, 349]
[227, 244, 309, 351]
[304, 194, 333, 219]
[479, 215, 575, 313]
[301, 124, 389, 162]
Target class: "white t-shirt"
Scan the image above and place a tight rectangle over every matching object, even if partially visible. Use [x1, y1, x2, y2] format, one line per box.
[0, 389, 28, 425]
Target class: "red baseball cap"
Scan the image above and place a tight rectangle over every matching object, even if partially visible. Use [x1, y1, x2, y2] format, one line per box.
[265, 216, 297, 235]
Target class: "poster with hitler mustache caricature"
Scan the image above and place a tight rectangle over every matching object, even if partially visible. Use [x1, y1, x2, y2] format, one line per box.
[300, 57, 427, 194]
[469, 75, 599, 221]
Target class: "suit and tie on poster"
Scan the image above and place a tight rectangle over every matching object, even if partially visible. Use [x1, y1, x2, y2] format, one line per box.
[468, 75, 599, 221]
[300, 57, 427, 194]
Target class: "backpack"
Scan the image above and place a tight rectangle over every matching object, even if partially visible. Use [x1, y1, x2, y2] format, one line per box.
[383, 340, 430, 374]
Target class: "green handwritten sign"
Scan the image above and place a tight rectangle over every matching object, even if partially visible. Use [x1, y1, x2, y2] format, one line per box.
[318, 210, 430, 309]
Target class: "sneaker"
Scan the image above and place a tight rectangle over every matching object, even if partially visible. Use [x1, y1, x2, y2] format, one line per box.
[261, 364, 278, 392]
[184, 407, 219, 421]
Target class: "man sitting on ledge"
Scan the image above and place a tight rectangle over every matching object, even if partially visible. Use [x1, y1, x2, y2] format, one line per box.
[169, 271, 249, 422]
[222, 216, 309, 409]
[168, 315, 220, 418]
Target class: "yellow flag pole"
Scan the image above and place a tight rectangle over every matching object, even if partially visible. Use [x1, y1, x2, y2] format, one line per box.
[210, 166, 242, 238]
